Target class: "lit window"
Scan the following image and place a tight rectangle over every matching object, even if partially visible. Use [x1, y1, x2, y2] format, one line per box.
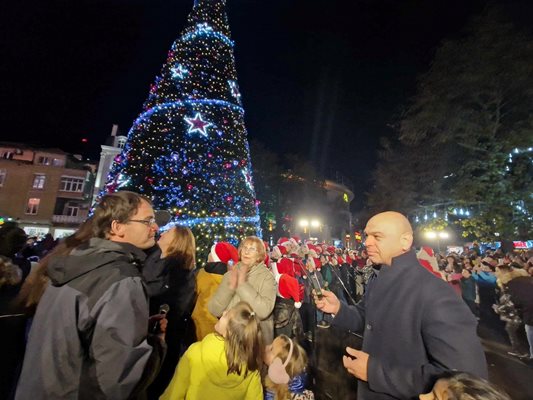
[32, 174, 46, 189]
[3, 152, 14, 160]
[60, 177, 84, 192]
[52, 158, 63, 167]
[0, 169, 6, 186]
[26, 198, 40, 215]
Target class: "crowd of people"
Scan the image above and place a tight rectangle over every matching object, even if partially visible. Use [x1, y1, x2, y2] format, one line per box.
[0, 191, 530, 399]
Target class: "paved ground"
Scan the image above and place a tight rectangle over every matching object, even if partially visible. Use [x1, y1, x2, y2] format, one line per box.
[306, 321, 532, 399]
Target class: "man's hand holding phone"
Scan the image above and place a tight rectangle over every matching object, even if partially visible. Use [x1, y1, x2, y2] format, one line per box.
[313, 289, 341, 315]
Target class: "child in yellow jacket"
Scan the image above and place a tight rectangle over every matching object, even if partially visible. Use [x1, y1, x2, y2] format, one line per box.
[161, 301, 263, 400]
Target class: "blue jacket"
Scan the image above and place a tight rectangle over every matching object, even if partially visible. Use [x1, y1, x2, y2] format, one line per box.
[332, 250, 487, 399]
[471, 271, 497, 287]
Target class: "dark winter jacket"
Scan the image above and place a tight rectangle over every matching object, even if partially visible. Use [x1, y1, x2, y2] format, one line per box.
[145, 251, 197, 399]
[15, 238, 166, 400]
[507, 276, 533, 325]
[332, 250, 487, 400]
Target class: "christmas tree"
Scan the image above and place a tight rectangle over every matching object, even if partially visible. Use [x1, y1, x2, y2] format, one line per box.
[103, 0, 261, 259]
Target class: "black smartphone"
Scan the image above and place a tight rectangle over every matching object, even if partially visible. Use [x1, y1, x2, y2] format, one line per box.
[310, 273, 324, 299]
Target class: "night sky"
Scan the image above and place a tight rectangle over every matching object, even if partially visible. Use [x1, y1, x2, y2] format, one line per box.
[1, 0, 528, 208]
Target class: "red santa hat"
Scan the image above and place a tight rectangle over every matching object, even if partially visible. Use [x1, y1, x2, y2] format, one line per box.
[210, 242, 239, 264]
[277, 258, 295, 277]
[277, 237, 289, 246]
[277, 274, 302, 308]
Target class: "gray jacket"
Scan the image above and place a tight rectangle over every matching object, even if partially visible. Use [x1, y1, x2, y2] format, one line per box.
[15, 238, 166, 400]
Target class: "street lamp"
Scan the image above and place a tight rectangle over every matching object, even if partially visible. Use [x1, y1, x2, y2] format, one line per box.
[298, 218, 321, 239]
[424, 230, 450, 253]
[299, 219, 309, 228]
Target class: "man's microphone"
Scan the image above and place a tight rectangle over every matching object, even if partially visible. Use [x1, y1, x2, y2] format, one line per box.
[151, 304, 170, 333]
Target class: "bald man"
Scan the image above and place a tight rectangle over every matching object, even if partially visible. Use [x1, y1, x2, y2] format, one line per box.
[315, 211, 487, 400]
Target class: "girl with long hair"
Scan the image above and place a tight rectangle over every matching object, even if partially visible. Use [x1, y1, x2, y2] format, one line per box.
[145, 226, 198, 398]
[161, 301, 263, 399]
[264, 335, 314, 400]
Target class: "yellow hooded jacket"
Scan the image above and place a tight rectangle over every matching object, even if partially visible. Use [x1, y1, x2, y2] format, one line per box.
[191, 268, 224, 341]
[160, 333, 263, 400]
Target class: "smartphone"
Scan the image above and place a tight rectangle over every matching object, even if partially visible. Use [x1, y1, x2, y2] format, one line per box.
[310, 272, 324, 299]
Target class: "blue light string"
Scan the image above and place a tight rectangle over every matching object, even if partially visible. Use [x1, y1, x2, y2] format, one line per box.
[162, 215, 260, 230]
[178, 25, 234, 48]
[131, 99, 244, 131]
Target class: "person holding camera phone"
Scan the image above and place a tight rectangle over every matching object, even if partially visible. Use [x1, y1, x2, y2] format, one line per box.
[314, 211, 487, 400]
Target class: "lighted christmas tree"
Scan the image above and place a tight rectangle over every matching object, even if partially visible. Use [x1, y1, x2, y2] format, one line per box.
[103, 0, 261, 258]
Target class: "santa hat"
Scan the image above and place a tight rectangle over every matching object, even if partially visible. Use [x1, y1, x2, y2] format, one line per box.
[307, 243, 318, 252]
[210, 242, 239, 264]
[337, 256, 344, 265]
[417, 246, 442, 278]
[277, 258, 295, 277]
[277, 274, 302, 308]
[313, 257, 322, 271]
[277, 237, 289, 246]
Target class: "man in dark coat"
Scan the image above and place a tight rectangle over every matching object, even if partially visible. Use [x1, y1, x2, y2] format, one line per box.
[15, 191, 167, 400]
[506, 276, 533, 363]
[315, 211, 487, 399]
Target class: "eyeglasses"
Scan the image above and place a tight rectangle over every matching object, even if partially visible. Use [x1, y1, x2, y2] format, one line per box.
[128, 217, 157, 227]
[242, 246, 258, 253]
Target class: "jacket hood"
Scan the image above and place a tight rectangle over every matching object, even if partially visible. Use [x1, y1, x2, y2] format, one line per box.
[200, 333, 256, 389]
[47, 238, 146, 286]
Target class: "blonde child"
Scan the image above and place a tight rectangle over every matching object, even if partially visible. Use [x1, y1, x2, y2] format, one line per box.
[160, 301, 263, 400]
[264, 335, 314, 400]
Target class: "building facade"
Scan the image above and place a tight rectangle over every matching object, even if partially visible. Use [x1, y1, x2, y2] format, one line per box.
[92, 124, 127, 203]
[0, 143, 95, 238]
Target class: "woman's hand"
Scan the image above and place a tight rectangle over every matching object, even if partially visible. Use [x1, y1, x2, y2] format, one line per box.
[237, 264, 249, 286]
[229, 267, 239, 290]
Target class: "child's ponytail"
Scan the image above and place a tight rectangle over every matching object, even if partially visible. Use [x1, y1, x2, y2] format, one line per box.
[225, 302, 263, 376]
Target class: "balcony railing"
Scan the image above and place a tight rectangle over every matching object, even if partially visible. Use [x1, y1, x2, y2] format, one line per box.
[52, 215, 85, 224]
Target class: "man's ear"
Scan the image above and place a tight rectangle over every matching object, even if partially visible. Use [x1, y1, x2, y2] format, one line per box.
[109, 220, 126, 238]
[400, 233, 413, 251]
